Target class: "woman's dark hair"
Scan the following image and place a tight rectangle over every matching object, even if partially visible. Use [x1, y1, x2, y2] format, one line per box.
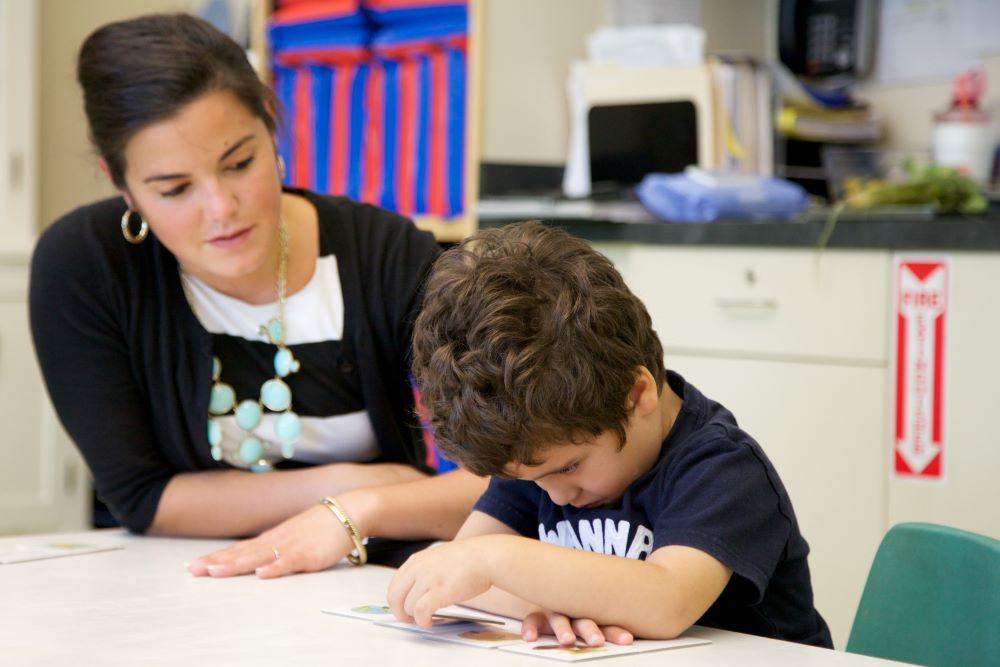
[77, 13, 279, 188]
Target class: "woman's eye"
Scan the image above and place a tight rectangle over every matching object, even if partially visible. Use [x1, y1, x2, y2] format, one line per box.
[161, 183, 189, 198]
[229, 156, 254, 171]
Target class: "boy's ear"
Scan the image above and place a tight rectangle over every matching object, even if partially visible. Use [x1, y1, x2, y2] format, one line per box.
[627, 366, 659, 416]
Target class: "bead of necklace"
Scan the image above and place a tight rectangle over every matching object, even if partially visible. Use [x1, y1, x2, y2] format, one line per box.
[205, 218, 302, 472]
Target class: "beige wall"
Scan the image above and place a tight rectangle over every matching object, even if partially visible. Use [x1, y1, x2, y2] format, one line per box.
[38, 0, 199, 229]
[858, 55, 1000, 152]
[480, 0, 1000, 164]
[480, 0, 772, 165]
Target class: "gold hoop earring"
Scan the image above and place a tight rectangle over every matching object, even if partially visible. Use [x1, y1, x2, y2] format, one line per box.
[121, 208, 149, 244]
[277, 155, 287, 182]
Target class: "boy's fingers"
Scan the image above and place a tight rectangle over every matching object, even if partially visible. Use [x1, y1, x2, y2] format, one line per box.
[599, 625, 634, 645]
[386, 569, 415, 622]
[570, 618, 605, 647]
[546, 612, 577, 646]
[520, 611, 546, 642]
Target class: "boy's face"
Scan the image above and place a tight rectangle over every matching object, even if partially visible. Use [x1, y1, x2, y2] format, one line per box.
[502, 427, 660, 509]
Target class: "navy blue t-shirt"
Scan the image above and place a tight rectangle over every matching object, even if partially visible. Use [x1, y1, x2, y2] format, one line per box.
[474, 371, 833, 648]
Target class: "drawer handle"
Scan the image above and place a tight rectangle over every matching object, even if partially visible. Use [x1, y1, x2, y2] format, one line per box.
[714, 298, 778, 311]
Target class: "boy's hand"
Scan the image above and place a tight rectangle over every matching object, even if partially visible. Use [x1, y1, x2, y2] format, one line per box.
[522, 608, 634, 647]
[387, 538, 494, 626]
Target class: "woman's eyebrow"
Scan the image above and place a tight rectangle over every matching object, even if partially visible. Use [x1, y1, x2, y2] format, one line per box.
[141, 134, 256, 184]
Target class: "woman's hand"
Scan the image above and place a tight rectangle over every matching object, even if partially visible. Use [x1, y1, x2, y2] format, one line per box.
[187, 503, 353, 578]
[521, 608, 634, 647]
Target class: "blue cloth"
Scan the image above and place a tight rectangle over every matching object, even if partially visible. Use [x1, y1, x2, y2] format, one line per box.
[636, 172, 808, 223]
[473, 371, 833, 648]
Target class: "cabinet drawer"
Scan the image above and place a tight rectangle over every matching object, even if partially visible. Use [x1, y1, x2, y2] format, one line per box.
[619, 246, 889, 363]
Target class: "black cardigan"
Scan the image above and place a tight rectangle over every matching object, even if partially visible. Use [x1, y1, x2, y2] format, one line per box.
[29, 189, 440, 532]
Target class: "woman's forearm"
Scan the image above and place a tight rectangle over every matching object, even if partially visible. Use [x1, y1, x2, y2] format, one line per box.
[149, 462, 427, 537]
[338, 469, 488, 542]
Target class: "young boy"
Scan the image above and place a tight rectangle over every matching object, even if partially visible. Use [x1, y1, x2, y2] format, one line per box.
[387, 221, 832, 649]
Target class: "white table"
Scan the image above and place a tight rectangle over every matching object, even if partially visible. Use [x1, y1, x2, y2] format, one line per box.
[0, 530, 908, 666]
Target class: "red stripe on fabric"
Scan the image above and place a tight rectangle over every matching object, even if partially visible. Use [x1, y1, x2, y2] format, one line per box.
[271, 0, 360, 24]
[292, 69, 312, 188]
[362, 64, 384, 205]
[396, 59, 417, 216]
[368, 0, 464, 10]
[330, 64, 353, 194]
[274, 47, 368, 68]
[894, 312, 906, 442]
[933, 312, 945, 444]
[427, 49, 446, 215]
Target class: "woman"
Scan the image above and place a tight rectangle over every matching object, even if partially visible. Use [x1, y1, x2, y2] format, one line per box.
[29, 13, 485, 577]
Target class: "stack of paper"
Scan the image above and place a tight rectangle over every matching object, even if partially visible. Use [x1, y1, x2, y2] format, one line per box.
[322, 603, 711, 662]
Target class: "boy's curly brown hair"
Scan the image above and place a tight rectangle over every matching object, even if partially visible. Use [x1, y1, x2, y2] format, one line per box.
[412, 221, 665, 476]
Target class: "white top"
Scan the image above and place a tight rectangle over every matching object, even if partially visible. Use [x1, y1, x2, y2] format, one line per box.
[0, 530, 911, 666]
[181, 255, 380, 465]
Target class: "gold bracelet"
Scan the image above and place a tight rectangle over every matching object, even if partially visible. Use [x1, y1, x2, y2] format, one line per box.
[320, 496, 367, 565]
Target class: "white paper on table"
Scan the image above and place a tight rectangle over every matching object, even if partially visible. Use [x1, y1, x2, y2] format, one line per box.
[498, 635, 711, 662]
[0, 542, 124, 564]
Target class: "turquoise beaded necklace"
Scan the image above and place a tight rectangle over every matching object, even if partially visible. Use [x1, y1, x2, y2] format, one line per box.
[204, 218, 302, 472]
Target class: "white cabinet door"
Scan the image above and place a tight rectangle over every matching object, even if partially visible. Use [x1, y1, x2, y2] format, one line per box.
[1, 0, 38, 255]
[595, 242, 891, 648]
[667, 354, 886, 649]
[0, 259, 89, 535]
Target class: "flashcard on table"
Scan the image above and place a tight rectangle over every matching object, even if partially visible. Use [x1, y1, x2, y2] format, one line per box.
[497, 636, 711, 662]
[422, 624, 525, 648]
[322, 604, 397, 621]
[322, 604, 508, 629]
[0, 542, 124, 565]
[375, 611, 508, 635]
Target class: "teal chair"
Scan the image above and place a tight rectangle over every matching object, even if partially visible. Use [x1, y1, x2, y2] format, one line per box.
[846, 522, 1000, 667]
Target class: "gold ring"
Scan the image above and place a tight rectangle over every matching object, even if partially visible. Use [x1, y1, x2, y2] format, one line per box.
[271, 546, 281, 561]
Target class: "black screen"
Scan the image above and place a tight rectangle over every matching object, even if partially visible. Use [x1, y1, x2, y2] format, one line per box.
[587, 101, 698, 190]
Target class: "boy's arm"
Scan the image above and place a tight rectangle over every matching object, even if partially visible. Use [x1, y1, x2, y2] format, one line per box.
[388, 528, 732, 640]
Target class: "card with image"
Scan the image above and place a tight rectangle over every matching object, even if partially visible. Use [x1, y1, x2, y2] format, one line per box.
[423, 624, 525, 648]
[321, 604, 396, 622]
[374, 608, 510, 635]
[497, 636, 711, 662]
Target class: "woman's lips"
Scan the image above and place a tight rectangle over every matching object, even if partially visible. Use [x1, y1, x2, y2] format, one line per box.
[207, 227, 252, 248]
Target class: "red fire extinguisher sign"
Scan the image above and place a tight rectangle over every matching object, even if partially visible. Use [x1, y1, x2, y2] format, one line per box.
[893, 257, 948, 480]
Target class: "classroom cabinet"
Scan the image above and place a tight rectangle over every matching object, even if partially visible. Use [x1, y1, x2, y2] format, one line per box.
[596, 243, 892, 649]
[0, 257, 89, 535]
[0, 1, 89, 536]
[885, 253, 1000, 536]
[598, 241, 1000, 648]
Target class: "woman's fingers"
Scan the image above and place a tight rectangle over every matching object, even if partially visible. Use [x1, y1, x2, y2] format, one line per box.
[188, 504, 353, 578]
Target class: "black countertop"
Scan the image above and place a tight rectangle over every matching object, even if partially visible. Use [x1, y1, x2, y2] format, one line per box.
[476, 200, 1000, 251]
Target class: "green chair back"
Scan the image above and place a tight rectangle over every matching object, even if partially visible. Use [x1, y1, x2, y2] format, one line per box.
[846, 522, 1000, 667]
